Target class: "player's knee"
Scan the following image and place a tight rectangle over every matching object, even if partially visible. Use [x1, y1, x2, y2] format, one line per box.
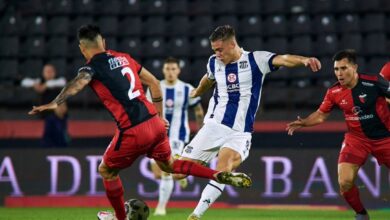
[98, 164, 117, 180]
[173, 173, 188, 180]
[338, 178, 353, 192]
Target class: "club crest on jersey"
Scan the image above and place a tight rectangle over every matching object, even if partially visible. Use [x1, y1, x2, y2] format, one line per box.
[239, 61, 248, 69]
[352, 106, 363, 115]
[184, 146, 193, 154]
[227, 73, 237, 83]
[358, 93, 367, 103]
[165, 99, 174, 107]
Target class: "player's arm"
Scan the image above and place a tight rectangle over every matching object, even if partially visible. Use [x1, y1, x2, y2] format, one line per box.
[272, 54, 321, 72]
[139, 67, 163, 117]
[376, 74, 390, 99]
[193, 103, 204, 129]
[191, 74, 215, 98]
[286, 110, 330, 135]
[28, 71, 91, 115]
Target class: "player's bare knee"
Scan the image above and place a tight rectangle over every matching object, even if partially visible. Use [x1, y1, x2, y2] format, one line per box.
[338, 178, 353, 192]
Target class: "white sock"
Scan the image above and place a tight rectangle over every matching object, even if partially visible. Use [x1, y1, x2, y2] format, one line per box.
[157, 175, 174, 209]
[193, 180, 225, 217]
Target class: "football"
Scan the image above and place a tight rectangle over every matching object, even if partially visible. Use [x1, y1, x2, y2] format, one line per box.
[124, 198, 150, 220]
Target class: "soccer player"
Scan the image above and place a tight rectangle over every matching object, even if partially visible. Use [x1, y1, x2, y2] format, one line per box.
[147, 57, 204, 216]
[287, 50, 390, 220]
[175, 25, 322, 220]
[28, 24, 252, 220]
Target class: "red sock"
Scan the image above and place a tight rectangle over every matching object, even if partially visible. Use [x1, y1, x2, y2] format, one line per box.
[103, 178, 126, 220]
[173, 159, 218, 180]
[341, 185, 365, 213]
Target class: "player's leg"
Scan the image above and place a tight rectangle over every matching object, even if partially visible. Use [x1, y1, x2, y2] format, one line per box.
[150, 159, 173, 216]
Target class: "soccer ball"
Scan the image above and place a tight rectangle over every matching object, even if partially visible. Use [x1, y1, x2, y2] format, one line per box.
[124, 198, 150, 220]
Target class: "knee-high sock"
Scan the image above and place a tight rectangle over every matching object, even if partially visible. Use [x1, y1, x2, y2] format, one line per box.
[172, 160, 218, 180]
[341, 185, 366, 214]
[193, 180, 225, 217]
[103, 178, 126, 220]
[157, 175, 174, 209]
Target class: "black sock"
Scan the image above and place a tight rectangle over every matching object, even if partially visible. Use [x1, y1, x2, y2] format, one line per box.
[357, 209, 367, 215]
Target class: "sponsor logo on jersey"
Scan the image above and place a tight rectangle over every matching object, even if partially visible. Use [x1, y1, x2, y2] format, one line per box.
[331, 88, 342, 93]
[340, 99, 348, 105]
[358, 93, 367, 103]
[239, 61, 248, 69]
[108, 56, 129, 70]
[346, 114, 374, 121]
[362, 82, 374, 87]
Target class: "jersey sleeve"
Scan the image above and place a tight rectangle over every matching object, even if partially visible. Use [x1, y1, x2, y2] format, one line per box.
[77, 65, 96, 78]
[380, 62, 390, 81]
[376, 74, 390, 98]
[206, 56, 216, 80]
[187, 84, 201, 107]
[318, 89, 335, 113]
[253, 51, 279, 75]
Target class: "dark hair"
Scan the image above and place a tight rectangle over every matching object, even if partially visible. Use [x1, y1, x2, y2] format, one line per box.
[209, 25, 236, 42]
[77, 24, 101, 41]
[164, 57, 180, 66]
[332, 49, 357, 64]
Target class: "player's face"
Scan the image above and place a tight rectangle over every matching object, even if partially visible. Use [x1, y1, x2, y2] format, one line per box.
[42, 65, 56, 80]
[334, 58, 358, 87]
[163, 62, 180, 83]
[211, 39, 235, 64]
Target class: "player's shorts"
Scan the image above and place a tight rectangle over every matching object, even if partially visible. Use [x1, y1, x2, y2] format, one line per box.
[150, 139, 185, 164]
[181, 119, 251, 163]
[103, 115, 171, 169]
[338, 133, 390, 168]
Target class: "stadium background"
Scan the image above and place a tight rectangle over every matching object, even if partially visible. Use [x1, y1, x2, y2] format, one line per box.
[1, 0, 390, 213]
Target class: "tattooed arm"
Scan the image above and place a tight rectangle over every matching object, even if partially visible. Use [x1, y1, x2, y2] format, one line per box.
[28, 71, 92, 115]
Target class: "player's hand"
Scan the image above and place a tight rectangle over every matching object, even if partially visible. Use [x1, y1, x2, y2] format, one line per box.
[28, 102, 58, 115]
[190, 89, 199, 98]
[286, 116, 305, 136]
[303, 57, 321, 72]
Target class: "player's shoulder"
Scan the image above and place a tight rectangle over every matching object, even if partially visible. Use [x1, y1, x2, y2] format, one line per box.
[327, 82, 343, 94]
[207, 54, 217, 64]
[358, 73, 379, 82]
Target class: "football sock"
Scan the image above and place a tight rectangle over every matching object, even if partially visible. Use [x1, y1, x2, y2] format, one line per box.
[341, 185, 366, 214]
[172, 160, 218, 180]
[193, 180, 225, 217]
[103, 178, 126, 220]
[157, 175, 174, 209]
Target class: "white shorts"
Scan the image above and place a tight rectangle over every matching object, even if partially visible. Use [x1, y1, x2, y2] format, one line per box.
[181, 120, 251, 163]
[150, 139, 185, 164]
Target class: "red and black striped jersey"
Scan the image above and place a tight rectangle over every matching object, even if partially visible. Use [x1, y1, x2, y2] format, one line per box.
[319, 73, 390, 139]
[78, 50, 157, 129]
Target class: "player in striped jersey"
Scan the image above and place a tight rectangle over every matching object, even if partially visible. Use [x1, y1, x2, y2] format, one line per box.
[177, 25, 321, 220]
[147, 57, 204, 216]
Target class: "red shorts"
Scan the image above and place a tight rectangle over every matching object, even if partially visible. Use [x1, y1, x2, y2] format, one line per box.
[338, 133, 390, 168]
[103, 115, 171, 169]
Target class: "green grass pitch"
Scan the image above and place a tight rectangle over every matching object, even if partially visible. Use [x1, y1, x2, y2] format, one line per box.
[1, 207, 389, 220]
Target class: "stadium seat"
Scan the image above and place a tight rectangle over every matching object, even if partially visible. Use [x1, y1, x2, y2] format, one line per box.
[16, 0, 44, 14]
[240, 37, 263, 51]
[289, 14, 311, 35]
[166, 16, 189, 36]
[167, 37, 190, 57]
[104, 37, 118, 51]
[262, 0, 286, 14]
[306, 87, 328, 107]
[190, 16, 214, 36]
[215, 15, 238, 30]
[314, 34, 338, 56]
[339, 33, 362, 53]
[143, 0, 167, 15]
[143, 58, 164, 79]
[177, 58, 191, 80]
[143, 37, 166, 57]
[45, 0, 72, 15]
[48, 16, 69, 36]
[70, 16, 93, 34]
[356, 0, 381, 12]
[189, 59, 208, 84]
[238, 16, 262, 36]
[118, 37, 142, 58]
[143, 16, 166, 36]
[261, 86, 291, 109]
[0, 85, 14, 105]
[12, 87, 40, 106]
[316, 57, 333, 79]
[67, 58, 86, 80]
[0, 59, 18, 82]
[309, 0, 333, 13]
[120, 0, 141, 15]
[97, 16, 119, 36]
[236, 0, 261, 14]
[287, 0, 308, 14]
[19, 59, 44, 78]
[73, 0, 94, 14]
[356, 57, 367, 73]
[363, 33, 386, 56]
[96, 0, 121, 15]
[189, 0, 212, 15]
[0, 11, 24, 36]
[0, 37, 19, 57]
[47, 37, 68, 57]
[313, 15, 336, 34]
[263, 15, 287, 36]
[337, 14, 360, 33]
[290, 87, 314, 107]
[366, 57, 388, 74]
[47, 58, 67, 78]
[118, 16, 142, 37]
[191, 36, 212, 57]
[361, 13, 385, 33]
[22, 36, 46, 58]
[264, 37, 287, 54]
[25, 15, 47, 35]
[212, 0, 236, 14]
[67, 38, 83, 58]
[167, 0, 188, 14]
[335, 0, 357, 12]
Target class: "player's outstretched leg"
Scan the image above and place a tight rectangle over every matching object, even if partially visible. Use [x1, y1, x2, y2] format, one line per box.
[215, 171, 252, 188]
